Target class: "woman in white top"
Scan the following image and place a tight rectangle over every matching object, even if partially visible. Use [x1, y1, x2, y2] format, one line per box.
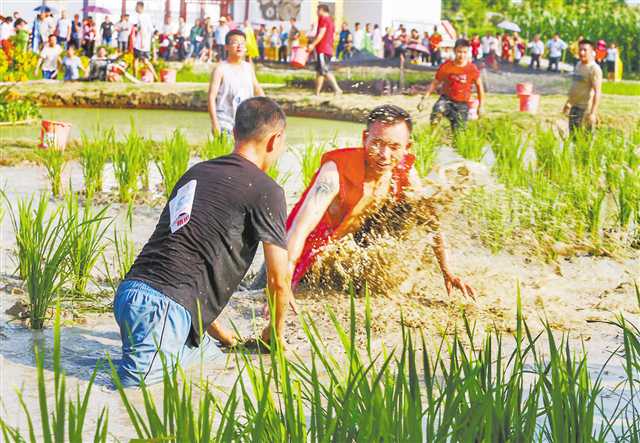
[208, 30, 265, 135]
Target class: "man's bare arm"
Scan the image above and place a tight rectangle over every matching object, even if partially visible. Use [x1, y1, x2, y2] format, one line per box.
[261, 242, 294, 343]
[307, 27, 327, 52]
[475, 77, 485, 116]
[589, 73, 602, 119]
[286, 161, 340, 275]
[207, 66, 223, 134]
[432, 232, 475, 299]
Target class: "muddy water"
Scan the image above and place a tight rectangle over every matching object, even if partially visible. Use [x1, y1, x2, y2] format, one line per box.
[1, 131, 639, 438]
[0, 107, 361, 146]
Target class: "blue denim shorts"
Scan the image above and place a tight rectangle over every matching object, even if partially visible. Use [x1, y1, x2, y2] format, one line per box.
[113, 279, 222, 387]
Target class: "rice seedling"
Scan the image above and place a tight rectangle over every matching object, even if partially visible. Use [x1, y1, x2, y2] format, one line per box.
[35, 148, 66, 198]
[0, 301, 109, 442]
[199, 132, 233, 160]
[267, 162, 292, 187]
[63, 193, 112, 295]
[412, 124, 442, 177]
[113, 124, 148, 204]
[487, 118, 528, 188]
[102, 227, 136, 292]
[79, 127, 114, 200]
[5, 194, 73, 329]
[155, 129, 191, 199]
[296, 136, 334, 187]
[453, 121, 486, 163]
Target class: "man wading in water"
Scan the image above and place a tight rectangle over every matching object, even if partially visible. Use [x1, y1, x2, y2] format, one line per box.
[114, 97, 293, 387]
[418, 38, 485, 133]
[251, 105, 474, 300]
[208, 29, 264, 135]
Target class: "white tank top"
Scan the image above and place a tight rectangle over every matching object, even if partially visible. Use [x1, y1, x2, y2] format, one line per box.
[216, 61, 254, 132]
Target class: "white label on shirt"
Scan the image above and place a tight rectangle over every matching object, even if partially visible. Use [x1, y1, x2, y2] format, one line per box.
[169, 179, 197, 233]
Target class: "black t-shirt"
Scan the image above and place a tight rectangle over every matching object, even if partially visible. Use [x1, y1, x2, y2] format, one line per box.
[101, 21, 114, 38]
[125, 154, 287, 345]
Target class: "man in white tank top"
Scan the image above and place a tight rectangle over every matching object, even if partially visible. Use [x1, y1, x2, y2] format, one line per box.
[208, 29, 265, 135]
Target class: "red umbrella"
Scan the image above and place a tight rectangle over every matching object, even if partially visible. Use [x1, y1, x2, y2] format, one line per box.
[407, 43, 429, 54]
[83, 6, 112, 14]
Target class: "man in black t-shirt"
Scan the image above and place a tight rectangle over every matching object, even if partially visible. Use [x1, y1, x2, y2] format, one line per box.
[114, 97, 293, 387]
[100, 16, 114, 47]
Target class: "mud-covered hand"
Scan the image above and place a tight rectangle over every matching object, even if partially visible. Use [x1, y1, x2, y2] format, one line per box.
[417, 95, 427, 112]
[443, 272, 476, 300]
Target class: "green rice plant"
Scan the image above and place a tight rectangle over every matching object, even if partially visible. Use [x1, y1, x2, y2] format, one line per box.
[5, 194, 73, 329]
[296, 137, 334, 187]
[412, 124, 442, 177]
[113, 124, 147, 204]
[267, 162, 292, 187]
[0, 301, 109, 442]
[453, 121, 486, 163]
[487, 118, 528, 188]
[35, 148, 66, 198]
[63, 193, 112, 295]
[79, 127, 114, 200]
[155, 129, 191, 199]
[102, 227, 136, 292]
[199, 133, 233, 160]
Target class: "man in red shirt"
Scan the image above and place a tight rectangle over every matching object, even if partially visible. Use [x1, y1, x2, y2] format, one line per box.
[307, 4, 342, 96]
[420, 38, 485, 132]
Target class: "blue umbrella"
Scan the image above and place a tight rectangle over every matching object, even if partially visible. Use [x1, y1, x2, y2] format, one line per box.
[33, 5, 58, 14]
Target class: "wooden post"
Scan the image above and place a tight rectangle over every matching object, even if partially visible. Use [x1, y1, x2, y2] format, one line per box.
[180, 0, 187, 21]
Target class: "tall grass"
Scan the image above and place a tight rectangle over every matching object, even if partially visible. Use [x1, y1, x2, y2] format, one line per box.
[199, 133, 233, 160]
[296, 136, 334, 187]
[5, 194, 73, 329]
[79, 127, 114, 200]
[453, 122, 486, 163]
[155, 129, 191, 199]
[63, 193, 112, 295]
[113, 123, 150, 203]
[102, 227, 136, 292]
[3, 286, 640, 440]
[35, 148, 66, 198]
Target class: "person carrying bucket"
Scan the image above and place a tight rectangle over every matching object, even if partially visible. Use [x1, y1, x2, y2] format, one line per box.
[418, 38, 485, 133]
[208, 29, 264, 136]
[247, 105, 475, 303]
[563, 39, 602, 133]
[306, 4, 342, 96]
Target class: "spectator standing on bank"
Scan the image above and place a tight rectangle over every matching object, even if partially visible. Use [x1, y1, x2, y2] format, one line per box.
[82, 17, 97, 57]
[383, 27, 394, 59]
[70, 14, 82, 50]
[278, 25, 288, 63]
[288, 18, 299, 48]
[336, 22, 350, 60]
[528, 34, 544, 70]
[100, 15, 114, 47]
[352, 22, 364, 52]
[116, 14, 131, 53]
[257, 24, 266, 61]
[547, 33, 567, 72]
[606, 42, 617, 81]
[514, 33, 525, 65]
[564, 39, 602, 133]
[177, 17, 188, 60]
[0, 16, 13, 57]
[215, 17, 229, 61]
[31, 13, 46, 52]
[35, 34, 62, 79]
[268, 26, 279, 61]
[421, 31, 431, 63]
[55, 10, 71, 48]
[131, 1, 157, 81]
[470, 34, 481, 61]
[595, 39, 607, 71]
[372, 24, 383, 58]
[429, 27, 443, 66]
[501, 33, 512, 62]
[62, 45, 88, 80]
[190, 19, 204, 58]
[307, 4, 342, 96]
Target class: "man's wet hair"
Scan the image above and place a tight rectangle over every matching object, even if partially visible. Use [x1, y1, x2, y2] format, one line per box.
[579, 39, 595, 48]
[234, 97, 286, 142]
[225, 29, 246, 44]
[454, 38, 470, 49]
[366, 105, 413, 132]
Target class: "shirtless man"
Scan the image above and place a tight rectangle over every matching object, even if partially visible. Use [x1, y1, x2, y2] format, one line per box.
[253, 105, 474, 300]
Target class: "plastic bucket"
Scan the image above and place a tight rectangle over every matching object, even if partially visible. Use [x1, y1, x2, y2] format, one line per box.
[160, 68, 176, 84]
[468, 99, 479, 120]
[290, 46, 309, 69]
[39, 120, 72, 150]
[516, 82, 533, 96]
[140, 68, 154, 83]
[519, 94, 540, 113]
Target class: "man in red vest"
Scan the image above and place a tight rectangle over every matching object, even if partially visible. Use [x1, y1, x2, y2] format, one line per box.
[267, 105, 474, 301]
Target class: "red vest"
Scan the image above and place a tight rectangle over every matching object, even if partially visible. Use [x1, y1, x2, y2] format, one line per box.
[286, 148, 415, 286]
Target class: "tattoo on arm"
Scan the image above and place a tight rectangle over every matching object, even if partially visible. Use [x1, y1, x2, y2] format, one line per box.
[313, 177, 337, 203]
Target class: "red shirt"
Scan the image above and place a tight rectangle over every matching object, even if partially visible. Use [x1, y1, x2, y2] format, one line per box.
[316, 14, 335, 56]
[435, 60, 480, 103]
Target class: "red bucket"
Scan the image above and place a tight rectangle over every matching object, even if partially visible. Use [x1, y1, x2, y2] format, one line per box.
[468, 99, 480, 120]
[140, 68, 154, 83]
[39, 120, 72, 150]
[160, 68, 176, 84]
[519, 94, 540, 113]
[290, 46, 309, 69]
[516, 82, 533, 96]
